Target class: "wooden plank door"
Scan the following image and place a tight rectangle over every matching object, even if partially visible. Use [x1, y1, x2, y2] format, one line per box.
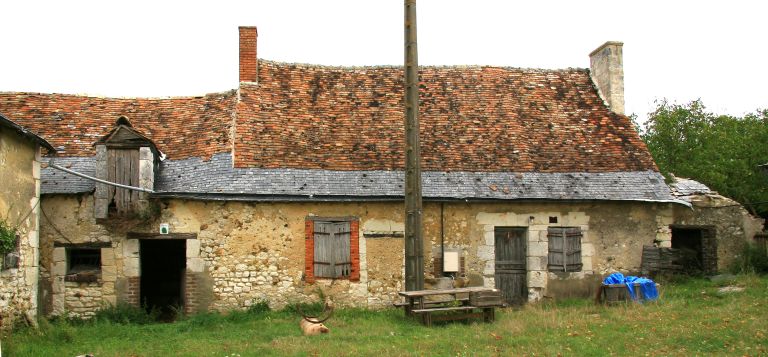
[494, 227, 527, 305]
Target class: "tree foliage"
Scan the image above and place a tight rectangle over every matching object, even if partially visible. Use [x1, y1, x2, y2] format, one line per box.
[640, 99, 768, 217]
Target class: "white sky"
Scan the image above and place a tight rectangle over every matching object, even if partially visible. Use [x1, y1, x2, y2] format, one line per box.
[1, 0, 765, 124]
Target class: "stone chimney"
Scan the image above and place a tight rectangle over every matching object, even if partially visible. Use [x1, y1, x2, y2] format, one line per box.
[589, 41, 624, 115]
[239, 26, 258, 83]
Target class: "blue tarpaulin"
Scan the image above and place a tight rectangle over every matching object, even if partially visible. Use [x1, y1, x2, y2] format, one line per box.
[603, 272, 659, 301]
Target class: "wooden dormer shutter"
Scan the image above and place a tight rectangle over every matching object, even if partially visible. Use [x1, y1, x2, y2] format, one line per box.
[548, 227, 583, 272]
[107, 148, 141, 215]
[94, 117, 157, 219]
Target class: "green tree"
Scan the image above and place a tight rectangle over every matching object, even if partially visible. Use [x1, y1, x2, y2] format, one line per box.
[641, 99, 768, 217]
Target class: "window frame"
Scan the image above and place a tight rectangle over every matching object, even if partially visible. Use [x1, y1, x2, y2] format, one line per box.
[65, 247, 102, 282]
[304, 216, 360, 283]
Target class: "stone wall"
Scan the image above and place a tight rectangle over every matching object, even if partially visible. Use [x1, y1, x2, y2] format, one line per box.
[474, 210, 592, 300]
[38, 195, 673, 315]
[50, 246, 117, 317]
[63, 281, 102, 318]
[673, 194, 765, 271]
[0, 127, 42, 329]
[436, 201, 664, 300]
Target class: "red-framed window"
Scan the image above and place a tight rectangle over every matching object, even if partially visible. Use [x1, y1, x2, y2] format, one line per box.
[305, 217, 360, 283]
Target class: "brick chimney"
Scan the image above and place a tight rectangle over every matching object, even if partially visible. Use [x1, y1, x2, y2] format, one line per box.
[589, 41, 624, 115]
[239, 26, 258, 83]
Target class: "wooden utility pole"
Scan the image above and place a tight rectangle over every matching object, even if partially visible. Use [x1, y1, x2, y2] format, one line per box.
[404, 0, 424, 291]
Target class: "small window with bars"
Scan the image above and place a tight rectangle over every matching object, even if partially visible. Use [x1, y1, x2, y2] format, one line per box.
[547, 227, 583, 272]
[313, 221, 352, 278]
[67, 248, 102, 274]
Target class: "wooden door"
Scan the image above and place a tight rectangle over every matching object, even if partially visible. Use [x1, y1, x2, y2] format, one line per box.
[494, 227, 527, 305]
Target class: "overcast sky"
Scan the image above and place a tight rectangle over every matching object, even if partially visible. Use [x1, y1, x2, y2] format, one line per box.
[1, 0, 765, 124]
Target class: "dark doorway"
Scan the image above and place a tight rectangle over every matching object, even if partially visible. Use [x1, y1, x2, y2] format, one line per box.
[671, 228, 704, 272]
[140, 239, 186, 320]
[494, 227, 527, 305]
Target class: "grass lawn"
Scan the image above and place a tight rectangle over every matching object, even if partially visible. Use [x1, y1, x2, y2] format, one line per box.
[3, 275, 767, 356]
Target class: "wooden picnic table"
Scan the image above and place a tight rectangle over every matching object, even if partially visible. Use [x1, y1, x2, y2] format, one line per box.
[397, 287, 503, 326]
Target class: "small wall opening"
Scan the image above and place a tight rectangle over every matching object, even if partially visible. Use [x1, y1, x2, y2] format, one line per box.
[65, 248, 101, 282]
[671, 228, 704, 273]
[140, 239, 185, 321]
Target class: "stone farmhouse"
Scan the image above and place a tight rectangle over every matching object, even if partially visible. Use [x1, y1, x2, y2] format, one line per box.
[0, 115, 53, 327]
[0, 26, 762, 319]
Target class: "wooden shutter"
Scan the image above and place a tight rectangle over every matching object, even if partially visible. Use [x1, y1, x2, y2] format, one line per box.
[548, 227, 582, 272]
[548, 229, 564, 271]
[433, 257, 442, 277]
[107, 148, 140, 215]
[313, 221, 351, 278]
[564, 228, 582, 271]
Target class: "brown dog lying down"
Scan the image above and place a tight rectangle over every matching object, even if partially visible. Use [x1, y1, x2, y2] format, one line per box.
[300, 318, 330, 335]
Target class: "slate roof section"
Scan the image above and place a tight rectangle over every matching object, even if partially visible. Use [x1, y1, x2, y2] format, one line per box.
[670, 177, 713, 197]
[0, 91, 236, 159]
[235, 62, 657, 172]
[41, 157, 95, 194]
[41, 153, 677, 202]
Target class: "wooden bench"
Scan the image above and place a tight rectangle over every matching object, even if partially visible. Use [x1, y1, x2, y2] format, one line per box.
[411, 306, 497, 326]
[393, 297, 469, 308]
[411, 306, 477, 313]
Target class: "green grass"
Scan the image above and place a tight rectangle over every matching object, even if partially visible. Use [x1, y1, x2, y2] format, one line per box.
[3, 275, 768, 356]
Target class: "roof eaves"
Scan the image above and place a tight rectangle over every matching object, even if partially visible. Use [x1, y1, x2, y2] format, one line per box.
[0, 113, 55, 153]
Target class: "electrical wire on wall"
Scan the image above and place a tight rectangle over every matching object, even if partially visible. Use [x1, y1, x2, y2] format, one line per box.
[40, 206, 73, 244]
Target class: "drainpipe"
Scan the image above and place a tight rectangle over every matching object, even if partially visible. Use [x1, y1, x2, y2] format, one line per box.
[440, 202, 446, 277]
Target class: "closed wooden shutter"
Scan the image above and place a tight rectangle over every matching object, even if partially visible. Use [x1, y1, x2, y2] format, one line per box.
[548, 227, 583, 272]
[107, 148, 140, 214]
[314, 221, 352, 278]
[548, 230, 564, 270]
[433, 257, 442, 277]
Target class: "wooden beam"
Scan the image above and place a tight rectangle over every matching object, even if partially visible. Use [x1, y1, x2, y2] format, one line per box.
[363, 231, 405, 238]
[126, 232, 197, 240]
[54, 241, 112, 248]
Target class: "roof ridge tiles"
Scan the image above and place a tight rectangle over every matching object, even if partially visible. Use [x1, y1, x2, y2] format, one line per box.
[257, 59, 589, 73]
[0, 89, 237, 100]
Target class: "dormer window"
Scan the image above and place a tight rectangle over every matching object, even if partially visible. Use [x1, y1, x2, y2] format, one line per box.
[93, 116, 159, 219]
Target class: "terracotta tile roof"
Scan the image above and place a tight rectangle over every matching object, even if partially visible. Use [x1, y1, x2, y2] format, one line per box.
[0, 91, 236, 159]
[0, 61, 657, 174]
[0, 113, 54, 152]
[235, 62, 657, 172]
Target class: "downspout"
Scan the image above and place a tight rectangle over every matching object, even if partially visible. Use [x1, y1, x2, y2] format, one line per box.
[440, 202, 445, 277]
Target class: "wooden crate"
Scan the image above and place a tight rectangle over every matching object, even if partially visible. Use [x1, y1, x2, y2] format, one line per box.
[469, 290, 503, 307]
[602, 283, 654, 303]
[602, 284, 632, 303]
